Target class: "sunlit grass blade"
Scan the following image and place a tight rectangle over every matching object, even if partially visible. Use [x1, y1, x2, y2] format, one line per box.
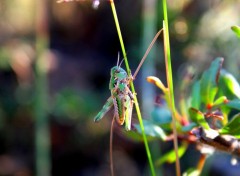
[162, 0, 181, 175]
[109, 1, 156, 175]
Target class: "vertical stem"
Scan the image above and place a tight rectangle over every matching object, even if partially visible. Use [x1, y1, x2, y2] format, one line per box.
[109, 1, 156, 176]
[110, 117, 115, 176]
[35, 0, 51, 176]
[162, 0, 181, 175]
[197, 154, 207, 174]
[109, 0, 130, 72]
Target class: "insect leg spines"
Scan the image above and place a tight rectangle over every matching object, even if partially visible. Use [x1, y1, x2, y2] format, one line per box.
[94, 97, 113, 122]
[124, 85, 134, 100]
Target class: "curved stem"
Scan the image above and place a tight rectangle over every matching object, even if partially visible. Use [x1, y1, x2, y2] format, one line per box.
[110, 117, 115, 176]
[133, 28, 163, 79]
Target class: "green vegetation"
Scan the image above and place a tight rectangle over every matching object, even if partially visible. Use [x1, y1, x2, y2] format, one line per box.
[0, 0, 239, 176]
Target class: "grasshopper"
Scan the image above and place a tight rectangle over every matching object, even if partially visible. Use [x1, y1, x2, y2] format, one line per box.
[94, 29, 163, 176]
[94, 29, 163, 131]
[94, 54, 134, 131]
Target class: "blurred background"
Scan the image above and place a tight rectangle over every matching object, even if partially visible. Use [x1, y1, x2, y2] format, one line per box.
[0, 0, 239, 176]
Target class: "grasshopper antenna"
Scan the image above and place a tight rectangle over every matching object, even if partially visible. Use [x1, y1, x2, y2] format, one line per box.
[117, 52, 124, 69]
[119, 58, 124, 68]
[133, 28, 163, 79]
[116, 52, 120, 68]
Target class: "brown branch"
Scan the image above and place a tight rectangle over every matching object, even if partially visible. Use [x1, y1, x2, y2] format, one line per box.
[193, 127, 240, 157]
[165, 127, 240, 158]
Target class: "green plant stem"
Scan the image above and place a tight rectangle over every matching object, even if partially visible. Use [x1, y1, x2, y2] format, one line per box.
[35, 0, 51, 176]
[109, 0, 130, 72]
[162, 0, 181, 175]
[109, 1, 156, 176]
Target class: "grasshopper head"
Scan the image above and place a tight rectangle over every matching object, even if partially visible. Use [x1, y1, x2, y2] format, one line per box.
[111, 66, 127, 80]
[110, 54, 128, 83]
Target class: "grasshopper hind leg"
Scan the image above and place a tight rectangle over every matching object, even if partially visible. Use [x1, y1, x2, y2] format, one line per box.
[94, 97, 113, 122]
[124, 95, 134, 131]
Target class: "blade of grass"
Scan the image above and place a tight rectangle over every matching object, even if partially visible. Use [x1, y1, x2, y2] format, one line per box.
[162, 0, 181, 175]
[109, 1, 156, 176]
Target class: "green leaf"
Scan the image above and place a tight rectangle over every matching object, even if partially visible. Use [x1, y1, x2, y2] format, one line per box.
[151, 106, 172, 124]
[151, 106, 172, 131]
[219, 69, 240, 99]
[191, 81, 201, 109]
[231, 25, 240, 38]
[123, 130, 148, 142]
[200, 58, 224, 105]
[183, 168, 200, 176]
[181, 122, 197, 132]
[189, 108, 210, 129]
[226, 99, 240, 110]
[213, 96, 227, 107]
[134, 120, 167, 140]
[221, 105, 231, 125]
[155, 142, 188, 166]
[219, 113, 240, 138]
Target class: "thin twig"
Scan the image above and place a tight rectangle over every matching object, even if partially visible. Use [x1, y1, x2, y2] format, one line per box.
[133, 28, 163, 79]
[110, 117, 115, 176]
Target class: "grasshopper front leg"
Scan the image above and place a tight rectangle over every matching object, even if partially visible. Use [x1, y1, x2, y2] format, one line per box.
[94, 97, 113, 122]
